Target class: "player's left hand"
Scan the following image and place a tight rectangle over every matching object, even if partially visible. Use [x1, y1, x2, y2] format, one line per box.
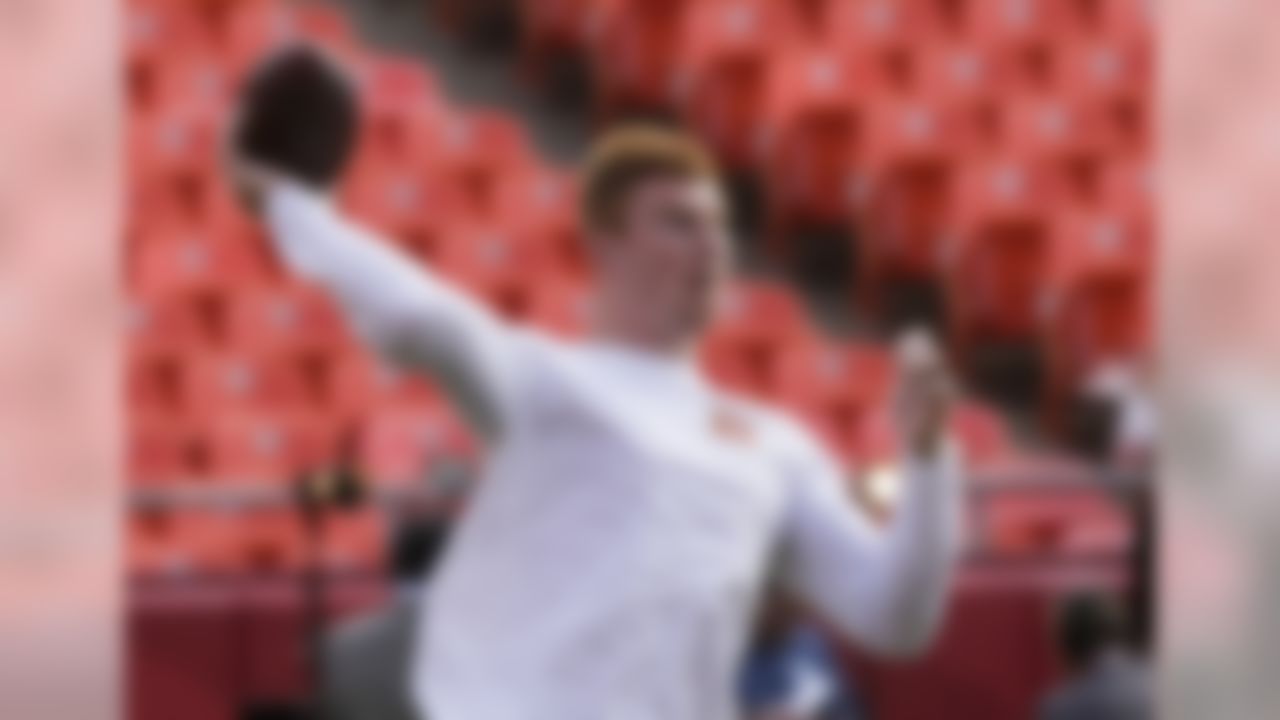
[892, 327, 957, 461]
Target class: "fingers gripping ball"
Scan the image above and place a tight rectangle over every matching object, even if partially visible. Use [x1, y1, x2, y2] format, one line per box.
[235, 45, 360, 188]
[894, 327, 956, 458]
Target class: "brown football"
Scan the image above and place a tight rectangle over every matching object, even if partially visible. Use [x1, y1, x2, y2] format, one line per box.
[235, 45, 359, 188]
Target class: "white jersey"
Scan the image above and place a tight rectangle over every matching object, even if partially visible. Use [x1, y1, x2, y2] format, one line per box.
[265, 184, 964, 720]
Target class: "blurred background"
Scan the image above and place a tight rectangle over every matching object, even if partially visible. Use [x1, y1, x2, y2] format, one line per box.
[124, 0, 1154, 718]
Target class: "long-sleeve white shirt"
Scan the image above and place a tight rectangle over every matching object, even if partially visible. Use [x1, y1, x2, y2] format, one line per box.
[264, 184, 965, 720]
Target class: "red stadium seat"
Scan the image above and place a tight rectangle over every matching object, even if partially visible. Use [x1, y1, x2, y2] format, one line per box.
[710, 280, 813, 356]
[358, 405, 477, 486]
[222, 0, 298, 72]
[774, 339, 896, 459]
[1055, 38, 1149, 154]
[423, 111, 534, 220]
[354, 58, 447, 163]
[129, 344, 188, 416]
[700, 279, 817, 399]
[1040, 210, 1151, 422]
[1096, 158, 1152, 219]
[950, 400, 1014, 467]
[322, 351, 441, 416]
[435, 217, 555, 302]
[235, 508, 309, 573]
[183, 350, 310, 416]
[941, 155, 1056, 356]
[995, 92, 1109, 202]
[588, 0, 693, 117]
[129, 99, 222, 223]
[126, 1, 206, 111]
[1063, 0, 1153, 41]
[491, 165, 584, 278]
[205, 410, 340, 484]
[674, 0, 799, 170]
[826, 0, 941, 90]
[129, 508, 242, 577]
[132, 228, 266, 299]
[910, 41, 1006, 141]
[130, 412, 203, 486]
[982, 487, 1129, 556]
[320, 511, 387, 572]
[222, 282, 347, 354]
[342, 158, 463, 264]
[758, 45, 872, 248]
[128, 290, 209, 353]
[956, 0, 1072, 92]
[855, 95, 966, 310]
[525, 272, 594, 338]
[517, 0, 598, 85]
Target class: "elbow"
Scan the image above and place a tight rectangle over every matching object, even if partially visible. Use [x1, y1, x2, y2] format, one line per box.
[872, 612, 942, 660]
[851, 592, 949, 661]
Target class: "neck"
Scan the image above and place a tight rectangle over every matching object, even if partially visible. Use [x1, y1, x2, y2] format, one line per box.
[589, 302, 697, 359]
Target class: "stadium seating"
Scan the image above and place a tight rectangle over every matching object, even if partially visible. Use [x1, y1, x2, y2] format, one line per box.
[125, 0, 1145, 581]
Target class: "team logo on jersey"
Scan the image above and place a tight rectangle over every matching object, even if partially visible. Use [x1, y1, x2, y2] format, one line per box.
[711, 404, 755, 446]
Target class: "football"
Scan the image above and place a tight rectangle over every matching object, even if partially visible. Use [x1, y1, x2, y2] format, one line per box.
[234, 45, 359, 188]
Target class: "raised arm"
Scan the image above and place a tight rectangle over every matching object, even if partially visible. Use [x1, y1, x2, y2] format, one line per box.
[777, 330, 965, 658]
[778, 432, 964, 658]
[262, 181, 520, 438]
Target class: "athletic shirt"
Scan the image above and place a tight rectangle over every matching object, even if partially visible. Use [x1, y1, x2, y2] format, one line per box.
[264, 183, 964, 720]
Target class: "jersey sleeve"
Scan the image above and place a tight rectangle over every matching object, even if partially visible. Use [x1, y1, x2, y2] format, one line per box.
[774, 417, 965, 658]
[264, 182, 525, 438]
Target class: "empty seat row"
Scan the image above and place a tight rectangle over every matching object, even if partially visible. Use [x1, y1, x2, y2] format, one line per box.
[129, 505, 387, 576]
